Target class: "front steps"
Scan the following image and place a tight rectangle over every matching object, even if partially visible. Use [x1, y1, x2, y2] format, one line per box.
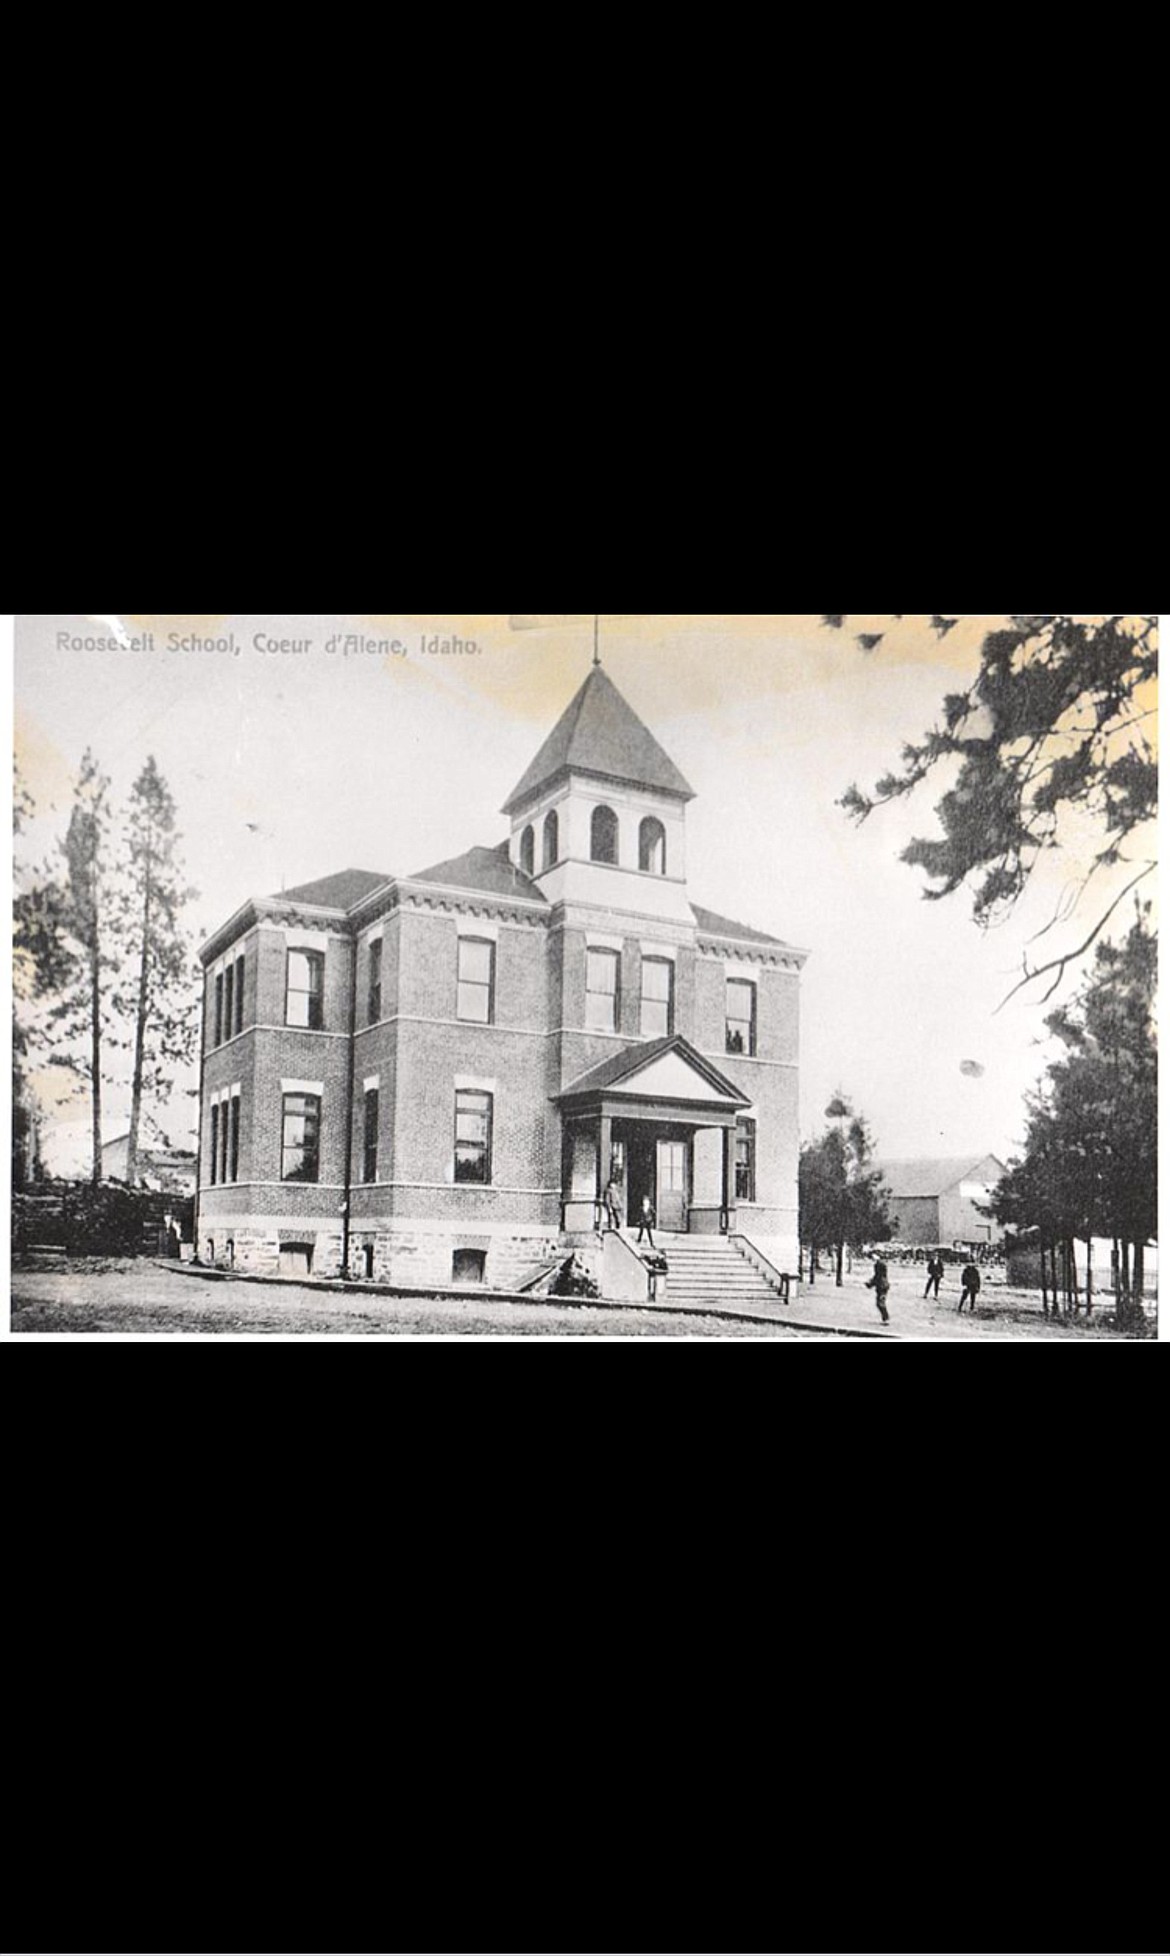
[645, 1236, 785, 1313]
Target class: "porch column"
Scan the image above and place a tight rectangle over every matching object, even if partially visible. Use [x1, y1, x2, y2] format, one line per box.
[597, 1114, 613, 1226]
[721, 1125, 734, 1234]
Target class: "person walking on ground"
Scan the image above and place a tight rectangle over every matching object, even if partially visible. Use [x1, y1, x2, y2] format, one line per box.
[958, 1263, 982, 1314]
[924, 1253, 944, 1301]
[636, 1195, 657, 1249]
[604, 1176, 623, 1233]
[865, 1256, 891, 1325]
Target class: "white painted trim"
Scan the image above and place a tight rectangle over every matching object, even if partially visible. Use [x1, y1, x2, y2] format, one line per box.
[363, 922, 384, 946]
[282, 929, 330, 953]
[642, 941, 679, 963]
[586, 933, 625, 954]
[457, 919, 500, 943]
[725, 960, 762, 982]
[363, 1075, 381, 1093]
[281, 1079, 325, 1097]
[454, 1076, 498, 1095]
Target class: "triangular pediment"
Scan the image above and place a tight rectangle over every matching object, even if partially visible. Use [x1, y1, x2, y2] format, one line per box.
[559, 1035, 750, 1109]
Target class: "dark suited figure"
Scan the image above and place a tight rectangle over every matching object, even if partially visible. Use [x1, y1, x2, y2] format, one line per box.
[958, 1264, 982, 1314]
[924, 1254, 944, 1300]
[865, 1257, 891, 1325]
[636, 1196, 657, 1248]
[604, 1178, 623, 1233]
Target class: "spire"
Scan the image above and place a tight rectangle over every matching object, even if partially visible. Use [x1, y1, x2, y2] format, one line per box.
[501, 666, 696, 815]
[594, 613, 601, 668]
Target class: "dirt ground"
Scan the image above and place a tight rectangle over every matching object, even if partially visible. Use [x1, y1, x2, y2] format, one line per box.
[8, 1260, 816, 1338]
[7, 1257, 1155, 1339]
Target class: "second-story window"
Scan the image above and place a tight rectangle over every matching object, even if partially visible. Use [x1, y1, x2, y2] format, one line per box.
[282, 1093, 321, 1183]
[586, 949, 621, 1034]
[235, 955, 245, 1036]
[214, 972, 224, 1047]
[368, 939, 383, 1025]
[287, 949, 325, 1030]
[591, 806, 619, 865]
[224, 963, 235, 1044]
[726, 979, 757, 1056]
[639, 818, 667, 876]
[641, 957, 674, 1039]
[458, 938, 496, 1025]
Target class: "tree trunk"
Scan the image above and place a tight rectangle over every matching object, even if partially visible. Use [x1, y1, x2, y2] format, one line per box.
[126, 859, 154, 1188]
[1120, 1238, 1131, 1310]
[1133, 1240, 1145, 1306]
[836, 1243, 844, 1287]
[89, 931, 102, 1185]
[1085, 1237, 1093, 1316]
[1040, 1238, 1049, 1317]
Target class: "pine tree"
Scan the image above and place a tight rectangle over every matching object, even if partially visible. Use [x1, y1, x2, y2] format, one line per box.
[111, 757, 199, 1188]
[15, 751, 115, 1183]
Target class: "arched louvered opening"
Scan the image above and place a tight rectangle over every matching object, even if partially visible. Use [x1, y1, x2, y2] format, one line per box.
[591, 805, 619, 866]
[520, 825, 535, 876]
[543, 809, 560, 871]
[639, 817, 667, 876]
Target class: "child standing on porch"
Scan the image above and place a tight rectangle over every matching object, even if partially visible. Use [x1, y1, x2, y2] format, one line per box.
[637, 1196, 657, 1249]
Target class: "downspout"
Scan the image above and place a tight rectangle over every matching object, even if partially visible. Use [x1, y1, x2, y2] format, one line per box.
[340, 930, 358, 1278]
[192, 969, 207, 1261]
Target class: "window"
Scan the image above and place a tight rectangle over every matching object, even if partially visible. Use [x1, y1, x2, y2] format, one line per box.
[591, 805, 619, 865]
[457, 937, 496, 1025]
[736, 1120, 757, 1203]
[586, 948, 621, 1034]
[641, 958, 674, 1039]
[368, 939, 383, 1025]
[229, 1095, 241, 1184]
[282, 1093, 321, 1183]
[520, 825, 535, 876]
[209, 1104, 219, 1186]
[224, 963, 235, 1045]
[364, 1088, 379, 1185]
[452, 1249, 487, 1286]
[219, 1100, 231, 1187]
[214, 972, 224, 1047]
[543, 809, 559, 871]
[726, 979, 757, 1056]
[235, 956, 245, 1036]
[287, 949, 325, 1030]
[639, 817, 667, 876]
[455, 1090, 493, 1185]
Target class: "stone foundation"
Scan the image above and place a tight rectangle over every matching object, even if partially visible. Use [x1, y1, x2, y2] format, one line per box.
[204, 1220, 560, 1292]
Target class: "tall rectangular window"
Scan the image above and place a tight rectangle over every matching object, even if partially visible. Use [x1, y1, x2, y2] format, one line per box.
[229, 1095, 241, 1184]
[586, 949, 621, 1034]
[641, 958, 674, 1039]
[224, 963, 235, 1045]
[235, 956, 245, 1036]
[209, 1103, 219, 1186]
[455, 1090, 493, 1185]
[214, 973, 224, 1047]
[735, 1119, 757, 1203]
[287, 950, 325, 1030]
[457, 938, 495, 1025]
[364, 1088, 379, 1185]
[282, 1093, 321, 1183]
[219, 1099, 230, 1187]
[368, 939, 383, 1025]
[726, 979, 757, 1057]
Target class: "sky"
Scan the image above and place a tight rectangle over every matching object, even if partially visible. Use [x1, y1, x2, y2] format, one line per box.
[12, 611, 1158, 1177]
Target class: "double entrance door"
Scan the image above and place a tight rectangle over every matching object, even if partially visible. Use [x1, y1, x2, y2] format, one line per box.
[623, 1128, 689, 1234]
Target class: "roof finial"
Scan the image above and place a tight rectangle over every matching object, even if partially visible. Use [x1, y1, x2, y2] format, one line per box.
[593, 613, 601, 669]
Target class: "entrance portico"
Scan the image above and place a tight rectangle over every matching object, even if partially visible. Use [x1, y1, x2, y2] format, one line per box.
[558, 1036, 752, 1238]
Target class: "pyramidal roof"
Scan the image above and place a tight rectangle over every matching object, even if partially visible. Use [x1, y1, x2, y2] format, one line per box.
[502, 666, 696, 816]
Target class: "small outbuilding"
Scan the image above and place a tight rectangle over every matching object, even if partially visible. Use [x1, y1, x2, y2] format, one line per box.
[874, 1155, 1006, 1250]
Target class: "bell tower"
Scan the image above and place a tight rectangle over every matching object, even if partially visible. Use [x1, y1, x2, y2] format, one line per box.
[502, 664, 697, 927]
